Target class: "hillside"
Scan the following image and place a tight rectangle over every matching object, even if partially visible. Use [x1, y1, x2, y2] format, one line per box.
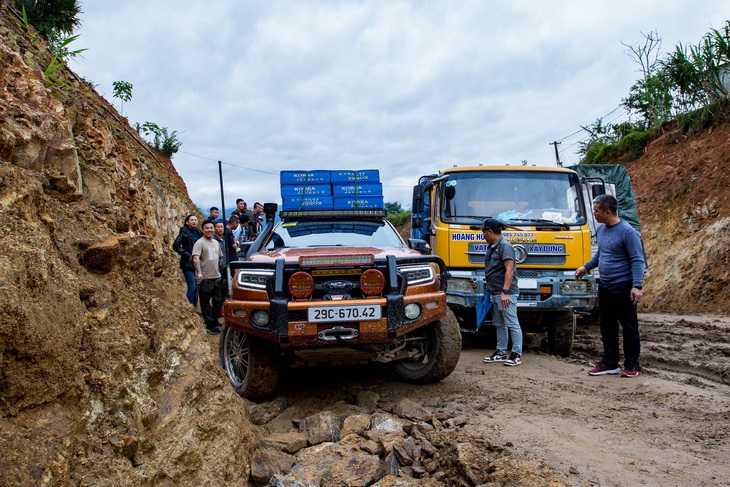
[0, 5, 256, 485]
[627, 121, 730, 314]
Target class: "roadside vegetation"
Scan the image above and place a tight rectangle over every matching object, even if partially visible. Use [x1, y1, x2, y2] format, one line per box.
[13, 0, 182, 158]
[580, 21, 730, 164]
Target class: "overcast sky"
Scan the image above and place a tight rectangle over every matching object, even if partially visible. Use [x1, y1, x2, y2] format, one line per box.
[69, 1, 726, 213]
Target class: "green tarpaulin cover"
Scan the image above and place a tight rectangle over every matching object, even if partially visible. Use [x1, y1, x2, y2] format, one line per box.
[569, 164, 641, 233]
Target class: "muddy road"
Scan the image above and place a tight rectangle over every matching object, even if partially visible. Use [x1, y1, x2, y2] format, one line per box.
[251, 313, 730, 486]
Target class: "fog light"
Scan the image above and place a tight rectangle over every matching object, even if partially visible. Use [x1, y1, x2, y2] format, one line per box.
[404, 303, 421, 320]
[289, 271, 314, 299]
[251, 309, 270, 327]
[361, 269, 385, 295]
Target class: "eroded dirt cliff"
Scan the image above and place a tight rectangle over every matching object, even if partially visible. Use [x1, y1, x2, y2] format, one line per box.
[0, 5, 256, 485]
[628, 119, 730, 314]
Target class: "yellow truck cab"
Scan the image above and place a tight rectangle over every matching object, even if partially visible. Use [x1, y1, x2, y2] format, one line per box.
[411, 165, 597, 355]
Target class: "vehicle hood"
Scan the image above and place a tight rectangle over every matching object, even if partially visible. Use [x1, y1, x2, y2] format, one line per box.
[248, 246, 419, 262]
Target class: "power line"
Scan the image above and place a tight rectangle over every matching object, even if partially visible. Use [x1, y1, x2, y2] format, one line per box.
[178, 149, 410, 189]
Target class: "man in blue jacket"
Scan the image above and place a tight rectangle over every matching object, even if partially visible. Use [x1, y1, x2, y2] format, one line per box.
[575, 194, 645, 378]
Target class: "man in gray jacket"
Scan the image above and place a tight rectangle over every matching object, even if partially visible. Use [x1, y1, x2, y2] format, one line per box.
[481, 218, 522, 367]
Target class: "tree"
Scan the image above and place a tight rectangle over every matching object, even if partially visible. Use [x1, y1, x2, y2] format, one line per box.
[14, 0, 82, 40]
[135, 122, 183, 158]
[621, 31, 673, 128]
[622, 30, 662, 80]
[384, 201, 410, 228]
[112, 81, 133, 117]
[664, 22, 730, 107]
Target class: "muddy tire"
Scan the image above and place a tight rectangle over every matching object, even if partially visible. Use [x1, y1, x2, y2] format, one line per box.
[547, 310, 576, 357]
[220, 326, 279, 400]
[393, 309, 462, 384]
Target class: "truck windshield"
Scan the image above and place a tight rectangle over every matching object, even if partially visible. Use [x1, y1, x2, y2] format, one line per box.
[265, 220, 405, 249]
[440, 170, 587, 226]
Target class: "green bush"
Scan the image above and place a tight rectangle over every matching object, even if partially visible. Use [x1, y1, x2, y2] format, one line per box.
[384, 201, 411, 228]
[134, 122, 183, 158]
[676, 97, 730, 135]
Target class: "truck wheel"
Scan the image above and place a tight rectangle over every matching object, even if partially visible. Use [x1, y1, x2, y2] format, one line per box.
[548, 310, 576, 357]
[393, 309, 462, 384]
[220, 326, 279, 400]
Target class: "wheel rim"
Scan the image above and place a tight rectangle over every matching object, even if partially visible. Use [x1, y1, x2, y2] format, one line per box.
[224, 328, 250, 387]
[397, 323, 437, 371]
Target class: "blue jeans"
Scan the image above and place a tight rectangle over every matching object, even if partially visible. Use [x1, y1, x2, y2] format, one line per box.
[183, 270, 197, 306]
[491, 294, 522, 356]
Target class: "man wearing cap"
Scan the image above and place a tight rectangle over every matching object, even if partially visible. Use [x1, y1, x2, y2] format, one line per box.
[575, 194, 645, 378]
[481, 218, 523, 366]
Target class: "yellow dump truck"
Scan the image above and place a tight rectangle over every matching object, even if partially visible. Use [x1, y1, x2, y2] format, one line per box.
[410, 165, 598, 356]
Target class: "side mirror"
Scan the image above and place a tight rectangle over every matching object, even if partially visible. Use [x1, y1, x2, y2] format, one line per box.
[591, 184, 605, 199]
[237, 241, 254, 254]
[412, 185, 424, 213]
[408, 238, 431, 254]
[263, 202, 278, 223]
[445, 185, 455, 200]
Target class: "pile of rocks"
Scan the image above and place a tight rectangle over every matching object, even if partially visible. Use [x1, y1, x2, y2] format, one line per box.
[246, 393, 496, 487]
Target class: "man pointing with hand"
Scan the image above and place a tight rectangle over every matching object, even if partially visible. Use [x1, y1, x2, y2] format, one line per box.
[575, 194, 646, 378]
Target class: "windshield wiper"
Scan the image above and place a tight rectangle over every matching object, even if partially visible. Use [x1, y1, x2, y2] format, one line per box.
[509, 219, 568, 229]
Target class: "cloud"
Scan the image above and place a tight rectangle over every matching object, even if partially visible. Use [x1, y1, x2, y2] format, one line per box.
[70, 0, 728, 209]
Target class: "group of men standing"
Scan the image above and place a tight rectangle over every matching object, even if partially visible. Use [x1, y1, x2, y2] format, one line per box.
[481, 194, 646, 378]
[173, 199, 265, 335]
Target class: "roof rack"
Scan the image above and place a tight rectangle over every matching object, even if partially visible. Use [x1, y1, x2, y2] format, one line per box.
[280, 209, 388, 220]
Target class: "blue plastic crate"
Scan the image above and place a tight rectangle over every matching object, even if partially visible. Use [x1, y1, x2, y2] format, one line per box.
[331, 183, 383, 196]
[330, 169, 380, 183]
[280, 170, 331, 185]
[333, 196, 384, 210]
[282, 196, 334, 210]
[281, 183, 332, 197]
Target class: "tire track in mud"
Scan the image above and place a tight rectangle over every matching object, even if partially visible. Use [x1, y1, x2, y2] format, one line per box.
[573, 313, 730, 386]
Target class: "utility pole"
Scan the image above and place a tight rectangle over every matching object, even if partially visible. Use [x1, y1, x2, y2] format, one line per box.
[218, 160, 226, 222]
[549, 141, 562, 167]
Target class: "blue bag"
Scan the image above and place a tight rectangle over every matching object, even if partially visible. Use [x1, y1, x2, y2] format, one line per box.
[476, 293, 492, 330]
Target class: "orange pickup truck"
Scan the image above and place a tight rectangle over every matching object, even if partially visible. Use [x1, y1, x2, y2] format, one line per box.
[219, 204, 461, 400]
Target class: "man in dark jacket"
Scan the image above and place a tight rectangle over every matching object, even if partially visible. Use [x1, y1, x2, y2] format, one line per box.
[173, 214, 203, 305]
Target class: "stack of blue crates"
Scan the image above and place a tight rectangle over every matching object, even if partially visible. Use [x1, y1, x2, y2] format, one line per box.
[280, 170, 384, 210]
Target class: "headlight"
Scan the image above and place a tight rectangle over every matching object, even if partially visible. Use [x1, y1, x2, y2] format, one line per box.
[447, 278, 477, 293]
[404, 303, 421, 320]
[400, 264, 435, 286]
[237, 270, 274, 289]
[251, 309, 270, 327]
[561, 280, 588, 294]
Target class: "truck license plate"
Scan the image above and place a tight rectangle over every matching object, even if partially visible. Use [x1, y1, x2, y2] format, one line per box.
[308, 305, 382, 323]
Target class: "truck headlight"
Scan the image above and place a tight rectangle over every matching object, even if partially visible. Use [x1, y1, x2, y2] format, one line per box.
[447, 278, 477, 294]
[561, 280, 588, 294]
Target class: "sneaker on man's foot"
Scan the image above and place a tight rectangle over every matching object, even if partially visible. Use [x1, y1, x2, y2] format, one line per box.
[205, 325, 221, 335]
[483, 351, 507, 363]
[504, 352, 521, 366]
[587, 362, 621, 376]
[621, 364, 640, 378]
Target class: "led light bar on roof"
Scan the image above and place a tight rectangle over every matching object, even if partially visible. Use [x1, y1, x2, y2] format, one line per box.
[299, 254, 375, 267]
[280, 209, 387, 220]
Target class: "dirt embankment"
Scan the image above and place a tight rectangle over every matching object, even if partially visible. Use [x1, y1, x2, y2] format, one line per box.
[0, 4, 257, 485]
[628, 122, 730, 314]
